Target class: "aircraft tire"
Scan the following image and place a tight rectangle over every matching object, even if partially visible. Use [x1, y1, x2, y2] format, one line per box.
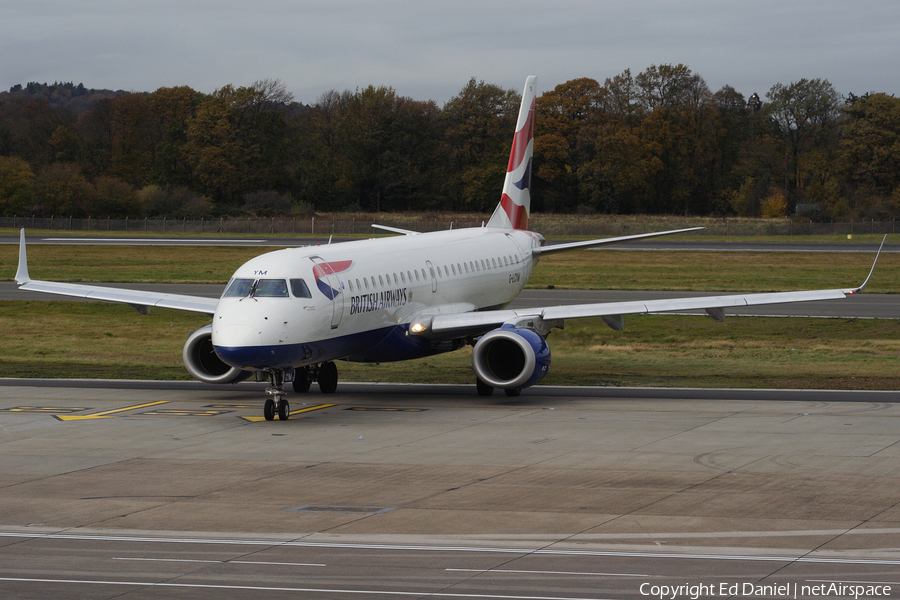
[318, 361, 338, 394]
[292, 368, 311, 393]
[264, 398, 276, 421]
[476, 378, 494, 396]
[504, 388, 521, 397]
[278, 399, 290, 420]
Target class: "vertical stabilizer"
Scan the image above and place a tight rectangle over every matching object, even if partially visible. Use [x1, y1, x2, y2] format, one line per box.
[487, 76, 536, 230]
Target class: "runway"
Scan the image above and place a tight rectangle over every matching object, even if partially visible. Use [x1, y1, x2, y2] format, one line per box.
[1, 380, 899, 598]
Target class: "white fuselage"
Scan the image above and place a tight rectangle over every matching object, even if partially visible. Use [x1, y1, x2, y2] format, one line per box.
[212, 227, 542, 370]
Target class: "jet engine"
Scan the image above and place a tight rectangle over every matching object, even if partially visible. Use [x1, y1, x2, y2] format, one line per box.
[471, 326, 550, 389]
[182, 325, 250, 384]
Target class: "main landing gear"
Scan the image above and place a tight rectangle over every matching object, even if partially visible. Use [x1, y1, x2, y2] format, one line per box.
[260, 362, 339, 421]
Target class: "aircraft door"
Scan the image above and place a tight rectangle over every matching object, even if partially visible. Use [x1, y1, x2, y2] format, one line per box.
[505, 233, 527, 283]
[310, 256, 344, 329]
[425, 260, 437, 293]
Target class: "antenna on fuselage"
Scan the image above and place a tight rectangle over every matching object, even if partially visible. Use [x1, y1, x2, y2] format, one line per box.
[328, 235, 333, 245]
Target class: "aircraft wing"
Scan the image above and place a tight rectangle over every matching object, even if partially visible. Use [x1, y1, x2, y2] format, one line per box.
[421, 235, 887, 337]
[15, 230, 219, 316]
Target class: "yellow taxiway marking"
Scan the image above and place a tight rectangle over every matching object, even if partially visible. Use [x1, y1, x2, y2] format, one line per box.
[240, 404, 335, 423]
[2, 406, 90, 414]
[54, 401, 170, 421]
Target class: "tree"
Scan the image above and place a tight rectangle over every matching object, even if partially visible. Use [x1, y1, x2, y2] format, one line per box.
[146, 86, 201, 188]
[840, 93, 900, 198]
[34, 163, 91, 216]
[534, 78, 604, 211]
[183, 80, 295, 205]
[90, 176, 143, 217]
[0, 97, 77, 167]
[765, 78, 842, 207]
[440, 78, 519, 211]
[0, 156, 35, 215]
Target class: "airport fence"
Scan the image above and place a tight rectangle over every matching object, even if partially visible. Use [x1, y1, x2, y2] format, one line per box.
[0, 215, 897, 237]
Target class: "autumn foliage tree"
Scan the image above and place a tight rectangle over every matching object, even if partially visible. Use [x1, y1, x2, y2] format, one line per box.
[1, 71, 899, 220]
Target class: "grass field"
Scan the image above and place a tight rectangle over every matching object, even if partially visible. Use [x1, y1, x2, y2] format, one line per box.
[2, 302, 896, 389]
[1, 236, 897, 389]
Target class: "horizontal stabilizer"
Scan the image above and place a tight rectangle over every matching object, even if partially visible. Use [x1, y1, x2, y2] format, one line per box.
[533, 227, 705, 256]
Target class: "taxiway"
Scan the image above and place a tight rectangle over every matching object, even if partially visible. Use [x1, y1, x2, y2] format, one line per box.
[1, 380, 899, 598]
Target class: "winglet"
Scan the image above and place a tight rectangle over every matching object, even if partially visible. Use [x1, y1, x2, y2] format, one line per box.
[15, 229, 30, 285]
[847, 234, 888, 294]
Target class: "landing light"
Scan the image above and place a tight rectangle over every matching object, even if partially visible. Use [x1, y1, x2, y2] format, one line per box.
[411, 323, 427, 334]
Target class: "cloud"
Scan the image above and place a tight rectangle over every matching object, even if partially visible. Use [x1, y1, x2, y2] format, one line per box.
[2, 0, 898, 104]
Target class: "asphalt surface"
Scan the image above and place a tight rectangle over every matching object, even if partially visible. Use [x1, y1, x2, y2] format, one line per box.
[1, 380, 899, 599]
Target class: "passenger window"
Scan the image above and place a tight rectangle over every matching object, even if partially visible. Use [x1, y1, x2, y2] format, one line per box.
[363, 278, 369, 290]
[451, 264, 457, 276]
[414, 270, 420, 282]
[378, 275, 384, 287]
[290, 279, 312, 298]
[401, 272, 406, 284]
[371, 276, 377, 289]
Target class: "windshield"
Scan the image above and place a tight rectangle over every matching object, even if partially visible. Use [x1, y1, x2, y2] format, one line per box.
[222, 278, 289, 298]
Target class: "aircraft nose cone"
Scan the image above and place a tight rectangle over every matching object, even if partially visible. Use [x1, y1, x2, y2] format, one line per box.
[212, 324, 262, 369]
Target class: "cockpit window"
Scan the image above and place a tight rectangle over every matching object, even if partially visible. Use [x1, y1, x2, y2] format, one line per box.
[223, 278, 254, 298]
[222, 278, 289, 298]
[254, 279, 289, 297]
[290, 278, 312, 298]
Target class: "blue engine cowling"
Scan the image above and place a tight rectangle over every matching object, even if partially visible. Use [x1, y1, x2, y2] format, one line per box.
[471, 326, 550, 389]
[183, 325, 251, 384]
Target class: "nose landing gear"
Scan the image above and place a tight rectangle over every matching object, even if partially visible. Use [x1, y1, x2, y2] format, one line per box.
[263, 369, 290, 421]
[259, 362, 339, 420]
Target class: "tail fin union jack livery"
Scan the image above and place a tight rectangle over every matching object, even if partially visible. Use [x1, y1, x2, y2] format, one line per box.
[14, 76, 886, 420]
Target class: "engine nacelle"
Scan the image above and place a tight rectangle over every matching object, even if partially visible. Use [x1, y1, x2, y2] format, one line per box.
[471, 326, 550, 389]
[182, 325, 250, 384]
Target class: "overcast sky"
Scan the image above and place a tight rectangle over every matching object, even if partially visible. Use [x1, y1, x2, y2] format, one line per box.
[2, 0, 898, 106]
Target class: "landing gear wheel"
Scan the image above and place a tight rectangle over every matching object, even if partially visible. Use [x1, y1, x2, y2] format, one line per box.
[264, 398, 276, 421]
[292, 367, 311, 393]
[318, 361, 338, 394]
[504, 388, 521, 397]
[476, 378, 494, 396]
[278, 399, 290, 420]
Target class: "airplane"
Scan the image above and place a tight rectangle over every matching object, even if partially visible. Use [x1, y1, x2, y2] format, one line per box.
[14, 76, 887, 421]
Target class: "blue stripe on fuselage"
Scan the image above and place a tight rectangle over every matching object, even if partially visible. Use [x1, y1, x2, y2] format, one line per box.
[213, 324, 458, 370]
